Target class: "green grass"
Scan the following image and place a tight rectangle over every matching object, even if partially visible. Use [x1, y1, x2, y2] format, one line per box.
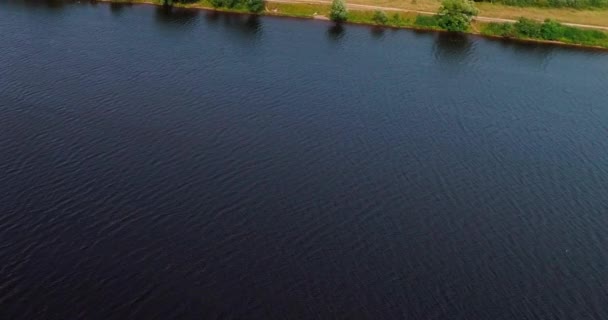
[476, 0, 608, 9]
[481, 18, 608, 47]
[413, 14, 441, 29]
[266, 2, 329, 17]
[347, 10, 438, 29]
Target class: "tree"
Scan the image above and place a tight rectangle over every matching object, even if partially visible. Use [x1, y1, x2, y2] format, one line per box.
[330, 0, 348, 23]
[372, 10, 389, 25]
[437, 0, 478, 32]
[225, 0, 240, 8]
[247, 0, 265, 12]
[209, 0, 225, 8]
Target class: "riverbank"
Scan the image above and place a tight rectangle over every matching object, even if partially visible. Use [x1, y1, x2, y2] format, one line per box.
[102, 0, 608, 49]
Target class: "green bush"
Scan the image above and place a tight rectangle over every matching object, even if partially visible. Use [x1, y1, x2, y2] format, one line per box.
[209, 0, 225, 7]
[560, 25, 607, 43]
[225, 0, 241, 8]
[514, 17, 542, 38]
[482, 17, 608, 47]
[330, 0, 348, 22]
[484, 22, 516, 37]
[372, 10, 389, 25]
[414, 15, 440, 28]
[474, 0, 608, 8]
[540, 19, 561, 40]
[207, 0, 264, 11]
[391, 13, 402, 24]
[246, 0, 264, 12]
[437, 0, 479, 32]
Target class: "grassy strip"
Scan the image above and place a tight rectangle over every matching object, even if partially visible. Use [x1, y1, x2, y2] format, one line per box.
[348, 10, 433, 28]
[172, 0, 253, 12]
[252, 1, 441, 30]
[279, 3, 608, 47]
[475, 0, 608, 10]
[481, 17, 608, 47]
[266, 2, 330, 17]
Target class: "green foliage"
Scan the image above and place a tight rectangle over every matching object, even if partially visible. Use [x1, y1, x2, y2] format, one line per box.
[209, 0, 225, 8]
[514, 17, 542, 38]
[207, 0, 264, 11]
[437, 0, 478, 32]
[414, 15, 441, 28]
[475, 0, 608, 8]
[330, 0, 348, 22]
[540, 19, 561, 40]
[482, 18, 608, 47]
[225, 0, 241, 8]
[246, 0, 265, 12]
[390, 13, 410, 26]
[345, 10, 418, 27]
[372, 10, 389, 25]
[484, 22, 516, 37]
[392, 13, 402, 24]
[559, 25, 608, 44]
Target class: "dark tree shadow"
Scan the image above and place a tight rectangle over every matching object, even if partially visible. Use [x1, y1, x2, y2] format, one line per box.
[154, 5, 199, 26]
[327, 23, 345, 41]
[109, 1, 132, 14]
[224, 14, 261, 35]
[242, 15, 262, 34]
[432, 32, 473, 65]
[22, 0, 68, 9]
[497, 38, 554, 61]
[371, 26, 385, 39]
[204, 11, 222, 23]
[203, 12, 262, 38]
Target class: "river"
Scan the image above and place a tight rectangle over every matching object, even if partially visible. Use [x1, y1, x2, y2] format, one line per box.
[1, 1, 608, 319]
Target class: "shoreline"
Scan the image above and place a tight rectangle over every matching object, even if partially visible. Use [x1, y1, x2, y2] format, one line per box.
[100, 0, 608, 51]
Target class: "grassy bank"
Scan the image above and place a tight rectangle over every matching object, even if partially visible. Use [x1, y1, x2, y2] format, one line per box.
[480, 17, 608, 47]
[475, 0, 608, 9]
[268, 1, 608, 48]
[103, 0, 608, 49]
[348, 0, 608, 27]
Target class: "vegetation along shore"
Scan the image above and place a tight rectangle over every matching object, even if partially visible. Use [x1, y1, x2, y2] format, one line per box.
[104, 0, 608, 49]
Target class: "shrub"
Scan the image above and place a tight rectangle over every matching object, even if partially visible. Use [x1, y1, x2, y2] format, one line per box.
[482, 17, 608, 48]
[484, 22, 516, 37]
[372, 10, 389, 25]
[414, 15, 440, 28]
[540, 19, 561, 40]
[437, 0, 479, 32]
[209, 0, 225, 7]
[391, 13, 402, 24]
[246, 0, 264, 12]
[330, 0, 348, 22]
[514, 17, 542, 38]
[225, 0, 241, 8]
[560, 25, 607, 43]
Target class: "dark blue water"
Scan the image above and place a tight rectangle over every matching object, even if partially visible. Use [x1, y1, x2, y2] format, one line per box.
[1, 2, 608, 319]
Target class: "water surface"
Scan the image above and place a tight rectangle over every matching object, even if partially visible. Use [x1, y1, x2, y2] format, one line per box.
[1, 2, 608, 319]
